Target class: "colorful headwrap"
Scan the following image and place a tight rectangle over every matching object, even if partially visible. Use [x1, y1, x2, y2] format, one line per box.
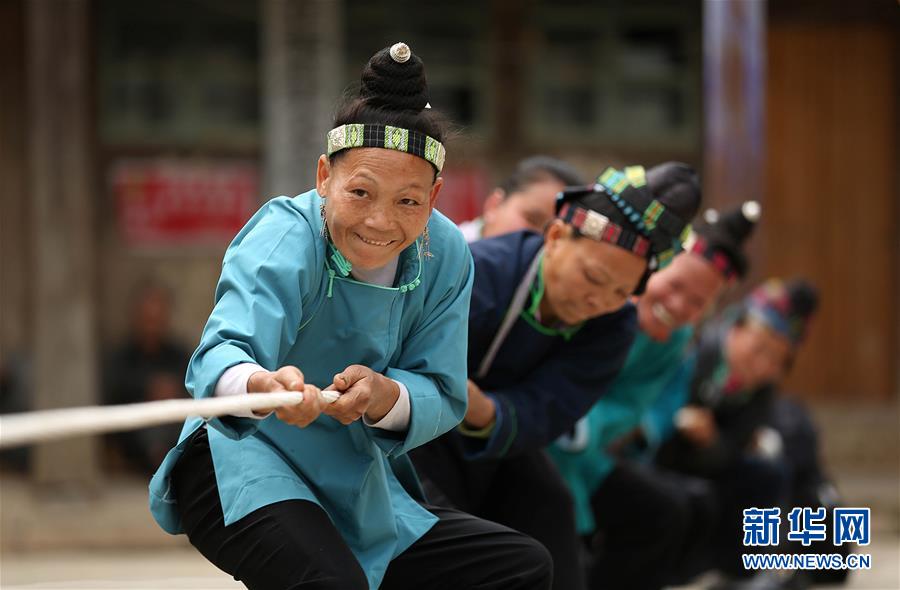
[555, 165, 693, 269]
[685, 201, 761, 282]
[326, 123, 446, 172]
[745, 278, 819, 346]
[596, 166, 690, 259]
[682, 232, 741, 281]
[557, 200, 652, 258]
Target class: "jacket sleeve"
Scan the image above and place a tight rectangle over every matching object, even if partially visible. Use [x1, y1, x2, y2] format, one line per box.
[463, 306, 638, 460]
[370, 244, 475, 458]
[185, 200, 314, 440]
[592, 327, 693, 446]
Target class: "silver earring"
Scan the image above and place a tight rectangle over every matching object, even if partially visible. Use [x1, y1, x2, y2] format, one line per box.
[422, 226, 432, 258]
[320, 202, 329, 239]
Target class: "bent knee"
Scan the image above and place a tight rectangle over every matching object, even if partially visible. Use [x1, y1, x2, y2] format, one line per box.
[516, 535, 554, 588]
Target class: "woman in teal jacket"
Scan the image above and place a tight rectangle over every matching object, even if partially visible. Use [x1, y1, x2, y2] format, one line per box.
[149, 44, 551, 590]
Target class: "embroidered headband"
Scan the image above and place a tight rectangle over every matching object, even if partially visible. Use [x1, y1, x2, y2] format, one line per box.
[596, 166, 688, 254]
[557, 201, 652, 259]
[326, 123, 446, 172]
[555, 167, 691, 270]
[655, 223, 694, 270]
[681, 231, 740, 282]
[745, 279, 815, 346]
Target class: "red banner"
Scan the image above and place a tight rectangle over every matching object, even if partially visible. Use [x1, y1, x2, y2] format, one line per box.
[112, 159, 258, 247]
[436, 165, 489, 224]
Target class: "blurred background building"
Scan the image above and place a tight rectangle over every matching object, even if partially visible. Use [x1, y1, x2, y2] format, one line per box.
[0, 0, 897, 579]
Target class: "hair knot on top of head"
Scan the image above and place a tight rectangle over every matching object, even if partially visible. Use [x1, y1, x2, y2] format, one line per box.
[685, 200, 762, 281]
[741, 200, 762, 223]
[703, 208, 720, 224]
[359, 43, 429, 112]
[390, 42, 411, 63]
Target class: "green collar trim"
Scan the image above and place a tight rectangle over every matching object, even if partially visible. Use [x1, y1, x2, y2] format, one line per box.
[519, 253, 582, 340]
[324, 237, 423, 298]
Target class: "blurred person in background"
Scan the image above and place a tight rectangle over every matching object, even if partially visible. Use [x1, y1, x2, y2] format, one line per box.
[740, 281, 848, 589]
[653, 278, 820, 585]
[103, 279, 190, 475]
[0, 350, 32, 472]
[458, 155, 585, 242]
[413, 163, 700, 590]
[549, 199, 760, 590]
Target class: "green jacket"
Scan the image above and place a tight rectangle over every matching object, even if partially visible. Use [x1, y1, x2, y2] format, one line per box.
[548, 326, 693, 534]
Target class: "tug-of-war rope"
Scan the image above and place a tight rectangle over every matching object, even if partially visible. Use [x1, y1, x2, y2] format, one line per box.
[0, 391, 340, 449]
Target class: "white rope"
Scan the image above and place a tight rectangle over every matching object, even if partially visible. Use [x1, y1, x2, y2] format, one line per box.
[0, 390, 339, 449]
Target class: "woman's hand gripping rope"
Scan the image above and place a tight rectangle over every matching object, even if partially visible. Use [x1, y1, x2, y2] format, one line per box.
[247, 366, 339, 427]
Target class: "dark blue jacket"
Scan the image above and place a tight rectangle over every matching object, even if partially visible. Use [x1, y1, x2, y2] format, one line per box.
[463, 231, 637, 459]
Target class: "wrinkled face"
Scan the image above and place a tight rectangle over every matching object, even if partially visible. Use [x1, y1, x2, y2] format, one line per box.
[541, 221, 647, 325]
[482, 178, 565, 238]
[726, 319, 793, 389]
[638, 253, 726, 341]
[316, 149, 442, 269]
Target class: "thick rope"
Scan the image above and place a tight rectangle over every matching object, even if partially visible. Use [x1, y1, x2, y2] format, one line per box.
[0, 391, 339, 449]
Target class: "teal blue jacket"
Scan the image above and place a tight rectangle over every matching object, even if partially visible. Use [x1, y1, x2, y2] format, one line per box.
[149, 191, 474, 589]
[548, 326, 693, 534]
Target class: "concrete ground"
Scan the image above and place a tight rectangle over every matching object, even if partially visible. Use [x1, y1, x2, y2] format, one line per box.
[1, 549, 241, 589]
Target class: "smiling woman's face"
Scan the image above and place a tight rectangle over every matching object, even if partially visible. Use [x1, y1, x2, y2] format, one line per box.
[316, 148, 442, 270]
[637, 252, 726, 341]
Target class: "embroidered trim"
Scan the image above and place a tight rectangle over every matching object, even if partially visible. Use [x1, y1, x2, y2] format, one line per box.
[682, 233, 739, 281]
[558, 203, 652, 258]
[327, 124, 446, 172]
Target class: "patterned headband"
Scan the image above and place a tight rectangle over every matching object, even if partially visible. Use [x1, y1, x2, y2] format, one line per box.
[596, 167, 688, 250]
[744, 279, 813, 346]
[557, 202, 652, 259]
[326, 123, 446, 172]
[655, 223, 694, 270]
[681, 232, 739, 282]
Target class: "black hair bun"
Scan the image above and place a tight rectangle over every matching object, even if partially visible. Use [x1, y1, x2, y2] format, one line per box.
[695, 201, 761, 278]
[360, 43, 429, 113]
[718, 201, 760, 245]
[646, 162, 702, 223]
[332, 43, 447, 150]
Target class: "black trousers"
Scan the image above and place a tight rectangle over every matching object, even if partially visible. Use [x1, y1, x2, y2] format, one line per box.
[411, 433, 583, 590]
[171, 428, 552, 590]
[711, 455, 789, 577]
[587, 462, 717, 590]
